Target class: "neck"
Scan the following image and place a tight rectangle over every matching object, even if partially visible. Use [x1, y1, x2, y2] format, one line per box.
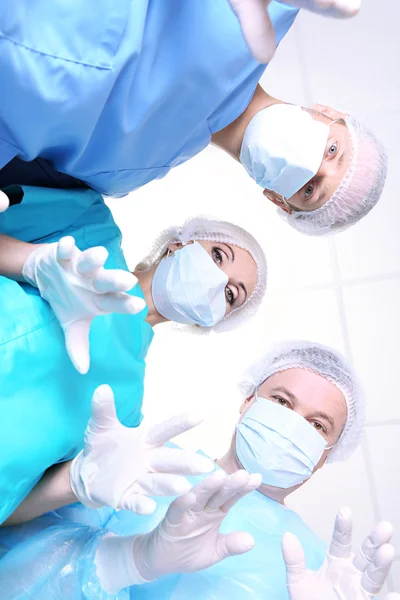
[211, 85, 283, 160]
[215, 437, 290, 506]
[133, 267, 168, 328]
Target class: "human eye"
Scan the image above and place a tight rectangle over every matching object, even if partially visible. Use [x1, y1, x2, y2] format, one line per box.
[327, 142, 338, 157]
[212, 247, 223, 265]
[225, 286, 236, 306]
[304, 181, 315, 200]
[272, 395, 291, 408]
[311, 421, 326, 434]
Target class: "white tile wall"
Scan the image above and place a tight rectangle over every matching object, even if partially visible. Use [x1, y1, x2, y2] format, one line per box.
[109, 0, 400, 591]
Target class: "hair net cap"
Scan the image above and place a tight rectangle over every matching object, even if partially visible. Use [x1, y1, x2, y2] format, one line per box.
[239, 340, 366, 462]
[281, 116, 388, 236]
[136, 216, 267, 333]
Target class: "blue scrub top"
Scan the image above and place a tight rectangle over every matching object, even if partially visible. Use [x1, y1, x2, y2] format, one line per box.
[0, 457, 326, 599]
[0, 1, 299, 197]
[0, 187, 154, 524]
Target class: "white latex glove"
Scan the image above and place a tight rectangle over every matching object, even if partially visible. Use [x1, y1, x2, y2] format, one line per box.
[70, 384, 215, 515]
[0, 190, 9, 212]
[95, 470, 262, 594]
[228, 0, 361, 63]
[22, 236, 145, 374]
[282, 507, 395, 600]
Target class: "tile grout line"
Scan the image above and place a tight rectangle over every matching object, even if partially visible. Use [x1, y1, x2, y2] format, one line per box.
[328, 238, 395, 590]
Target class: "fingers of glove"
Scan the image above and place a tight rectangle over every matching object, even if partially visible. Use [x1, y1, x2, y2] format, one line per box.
[328, 507, 353, 559]
[164, 489, 199, 527]
[217, 531, 255, 562]
[229, 0, 276, 63]
[281, 532, 307, 584]
[0, 189, 10, 212]
[64, 318, 92, 374]
[76, 246, 108, 275]
[206, 470, 250, 510]
[57, 236, 77, 262]
[313, 0, 361, 18]
[89, 384, 120, 429]
[146, 412, 206, 447]
[150, 447, 214, 476]
[134, 473, 193, 497]
[361, 543, 396, 595]
[353, 521, 394, 572]
[221, 472, 262, 513]
[95, 292, 145, 315]
[119, 493, 157, 516]
[93, 269, 138, 294]
[160, 471, 226, 524]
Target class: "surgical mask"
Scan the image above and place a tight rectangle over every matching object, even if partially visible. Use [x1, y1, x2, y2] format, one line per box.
[240, 104, 330, 200]
[152, 242, 229, 327]
[236, 392, 330, 488]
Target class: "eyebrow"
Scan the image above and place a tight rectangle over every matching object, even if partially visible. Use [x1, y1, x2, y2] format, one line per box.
[223, 243, 248, 301]
[337, 150, 345, 172]
[316, 183, 328, 207]
[223, 243, 234, 262]
[269, 386, 297, 403]
[239, 282, 247, 300]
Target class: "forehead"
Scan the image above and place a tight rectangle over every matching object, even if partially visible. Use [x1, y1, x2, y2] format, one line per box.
[258, 368, 347, 420]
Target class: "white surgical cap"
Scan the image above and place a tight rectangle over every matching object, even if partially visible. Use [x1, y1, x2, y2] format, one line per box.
[136, 216, 267, 333]
[281, 116, 388, 236]
[239, 340, 365, 462]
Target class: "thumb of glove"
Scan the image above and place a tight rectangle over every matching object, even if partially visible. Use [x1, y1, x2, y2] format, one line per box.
[64, 317, 92, 374]
[282, 532, 307, 585]
[218, 531, 255, 562]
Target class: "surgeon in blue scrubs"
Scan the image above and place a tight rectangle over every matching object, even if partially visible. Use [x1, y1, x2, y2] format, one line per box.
[0, 0, 298, 194]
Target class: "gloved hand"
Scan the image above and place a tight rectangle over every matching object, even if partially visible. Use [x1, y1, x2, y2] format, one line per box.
[228, 0, 361, 63]
[22, 236, 145, 374]
[282, 507, 395, 600]
[0, 190, 9, 212]
[95, 470, 262, 594]
[70, 384, 215, 515]
[132, 469, 262, 580]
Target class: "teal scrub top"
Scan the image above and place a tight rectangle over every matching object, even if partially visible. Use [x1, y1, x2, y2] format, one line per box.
[0, 1, 299, 196]
[0, 187, 154, 524]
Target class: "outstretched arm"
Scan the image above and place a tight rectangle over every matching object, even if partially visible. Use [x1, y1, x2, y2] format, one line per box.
[2, 460, 75, 526]
[229, 0, 361, 62]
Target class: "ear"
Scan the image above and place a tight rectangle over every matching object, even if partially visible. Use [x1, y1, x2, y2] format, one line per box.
[312, 103, 350, 120]
[166, 242, 184, 254]
[239, 396, 253, 415]
[263, 189, 292, 215]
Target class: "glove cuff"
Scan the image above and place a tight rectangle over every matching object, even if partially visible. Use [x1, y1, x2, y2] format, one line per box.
[69, 451, 102, 509]
[21, 243, 56, 288]
[95, 533, 151, 594]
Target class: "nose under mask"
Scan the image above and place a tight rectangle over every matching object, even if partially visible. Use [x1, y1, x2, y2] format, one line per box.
[152, 242, 229, 327]
[240, 104, 330, 200]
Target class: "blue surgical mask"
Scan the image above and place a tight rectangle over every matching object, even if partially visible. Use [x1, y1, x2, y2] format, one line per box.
[236, 392, 330, 489]
[152, 242, 228, 327]
[240, 104, 330, 200]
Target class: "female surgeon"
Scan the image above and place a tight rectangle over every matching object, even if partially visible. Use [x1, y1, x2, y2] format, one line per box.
[0, 184, 267, 525]
[0, 341, 397, 599]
